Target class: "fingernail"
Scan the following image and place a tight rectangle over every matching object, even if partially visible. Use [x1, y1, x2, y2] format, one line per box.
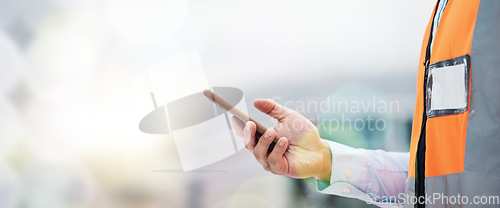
[279, 140, 286, 147]
[245, 122, 251, 131]
[263, 132, 270, 139]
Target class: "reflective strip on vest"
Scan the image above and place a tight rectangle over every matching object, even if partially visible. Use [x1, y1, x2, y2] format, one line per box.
[405, 0, 500, 207]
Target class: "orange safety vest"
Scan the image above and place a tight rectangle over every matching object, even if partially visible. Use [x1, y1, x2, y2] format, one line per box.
[406, 0, 500, 207]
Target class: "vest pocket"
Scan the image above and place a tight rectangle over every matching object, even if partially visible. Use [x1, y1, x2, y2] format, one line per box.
[426, 54, 470, 118]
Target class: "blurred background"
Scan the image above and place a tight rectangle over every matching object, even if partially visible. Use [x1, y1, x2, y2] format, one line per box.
[0, 0, 436, 207]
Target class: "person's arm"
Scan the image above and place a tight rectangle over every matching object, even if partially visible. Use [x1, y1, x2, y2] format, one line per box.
[317, 140, 408, 207]
[231, 99, 408, 207]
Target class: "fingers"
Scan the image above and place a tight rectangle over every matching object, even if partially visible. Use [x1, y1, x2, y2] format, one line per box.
[243, 121, 257, 152]
[242, 121, 290, 175]
[231, 116, 245, 138]
[253, 128, 277, 171]
[268, 137, 289, 174]
[253, 99, 288, 121]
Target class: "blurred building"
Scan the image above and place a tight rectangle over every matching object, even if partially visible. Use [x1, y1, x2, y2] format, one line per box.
[0, 0, 436, 207]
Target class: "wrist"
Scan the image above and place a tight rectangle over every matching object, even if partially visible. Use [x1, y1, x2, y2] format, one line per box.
[314, 139, 332, 182]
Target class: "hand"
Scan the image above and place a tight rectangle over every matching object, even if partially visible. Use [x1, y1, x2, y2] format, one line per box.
[232, 99, 332, 182]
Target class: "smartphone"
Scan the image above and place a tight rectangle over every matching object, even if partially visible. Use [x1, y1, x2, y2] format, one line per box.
[203, 90, 279, 146]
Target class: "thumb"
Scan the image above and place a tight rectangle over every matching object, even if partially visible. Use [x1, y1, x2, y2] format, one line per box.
[253, 99, 288, 120]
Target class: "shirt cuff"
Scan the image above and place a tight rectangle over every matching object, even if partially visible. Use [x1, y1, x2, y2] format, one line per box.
[316, 140, 402, 208]
[319, 139, 369, 190]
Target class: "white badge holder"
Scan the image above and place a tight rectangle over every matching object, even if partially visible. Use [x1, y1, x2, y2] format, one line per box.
[426, 55, 470, 118]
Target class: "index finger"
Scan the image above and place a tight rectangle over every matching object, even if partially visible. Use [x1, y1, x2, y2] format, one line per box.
[253, 99, 288, 121]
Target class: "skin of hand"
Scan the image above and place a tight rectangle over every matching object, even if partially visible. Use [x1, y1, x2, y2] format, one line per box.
[231, 99, 332, 182]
